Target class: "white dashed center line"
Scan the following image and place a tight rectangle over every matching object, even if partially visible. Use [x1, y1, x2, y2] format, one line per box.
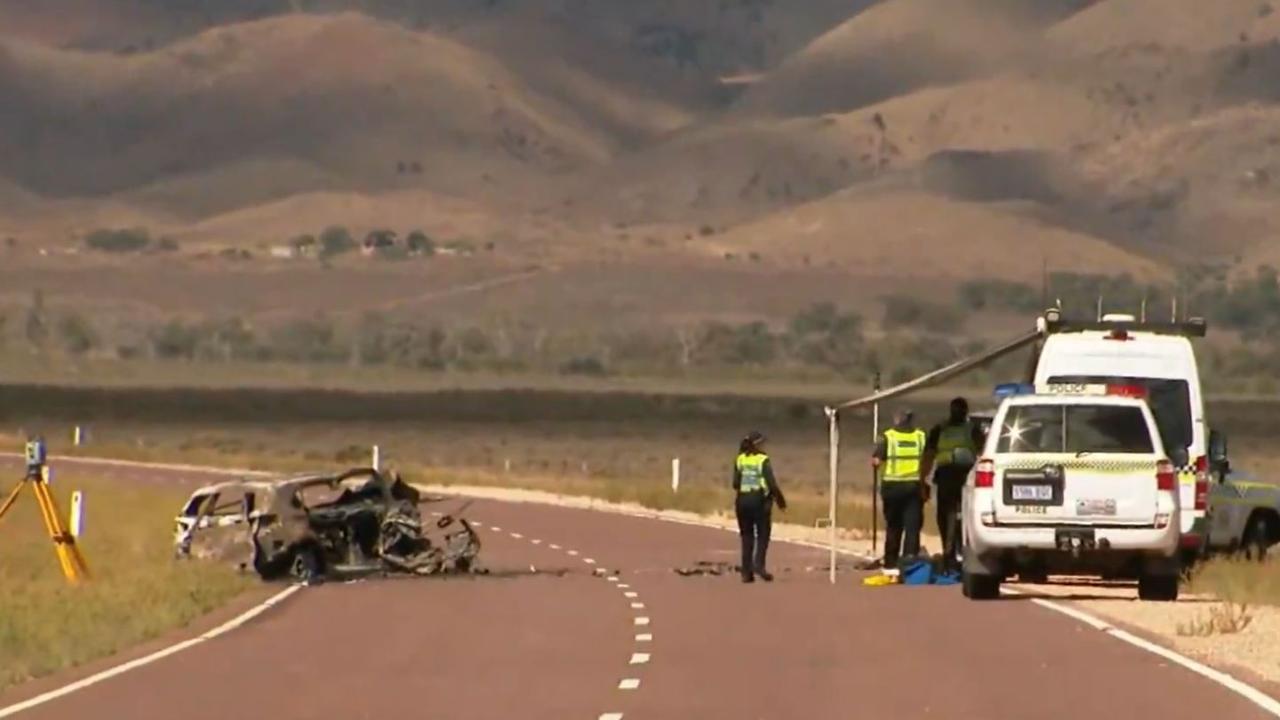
[471, 517, 650, 719]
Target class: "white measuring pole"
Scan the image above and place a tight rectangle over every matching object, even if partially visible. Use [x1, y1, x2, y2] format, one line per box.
[827, 407, 839, 585]
[671, 458, 681, 493]
[371, 445, 380, 471]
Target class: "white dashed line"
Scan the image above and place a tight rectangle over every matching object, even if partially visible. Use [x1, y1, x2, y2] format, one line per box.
[607, 577, 619, 583]
[630, 603, 645, 610]
[618, 679, 641, 690]
[490, 526, 502, 532]
[471, 521, 484, 527]
[635, 633, 652, 642]
[531, 539, 542, 545]
[624, 591, 638, 598]
[430, 511, 442, 516]
[568, 550, 580, 556]
[617, 583, 630, 589]
[629, 653, 650, 665]
[599, 714, 624, 720]
[584, 558, 597, 565]
[634, 617, 650, 626]
[510, 532, 524, 539]
[550, 544, 561, 550]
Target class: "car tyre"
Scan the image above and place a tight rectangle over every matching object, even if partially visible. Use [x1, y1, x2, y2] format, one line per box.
[1137, 573, 1179, 601]
[289, 547, 321, 584]
[962, 571, 1001, 600]
[1242, 513, 1276, 562]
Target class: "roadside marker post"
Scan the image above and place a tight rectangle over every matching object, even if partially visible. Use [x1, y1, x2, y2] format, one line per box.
[70, 491, 85, 538]
[671, 458, 680, 493]
[371, 445, 380, 471]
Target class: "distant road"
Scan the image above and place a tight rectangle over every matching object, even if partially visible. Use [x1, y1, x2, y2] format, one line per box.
[0, 457, 1275, 720]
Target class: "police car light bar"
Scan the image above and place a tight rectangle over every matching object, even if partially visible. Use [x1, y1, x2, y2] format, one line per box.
[992, 383, 1148, 399]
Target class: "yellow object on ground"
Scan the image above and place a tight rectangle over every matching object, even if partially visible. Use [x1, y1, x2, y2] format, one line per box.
[862, 573, 898, 586]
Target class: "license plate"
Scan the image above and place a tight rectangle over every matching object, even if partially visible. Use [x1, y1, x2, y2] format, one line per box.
[1013, 505, 1048, 514]
[1076, 499, 1117, 517]
[1012, 484, 1053, 501]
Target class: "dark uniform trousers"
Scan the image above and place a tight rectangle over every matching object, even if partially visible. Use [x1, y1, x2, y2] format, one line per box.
[935, 476, 965, 569]
[881, 480, 923, 568]
[735, 492, 772, 573]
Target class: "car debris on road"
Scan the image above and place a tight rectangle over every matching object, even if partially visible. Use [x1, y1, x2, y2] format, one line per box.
[173, 467, 481, 582]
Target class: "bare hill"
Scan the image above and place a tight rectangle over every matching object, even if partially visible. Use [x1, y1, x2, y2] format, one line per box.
[736, 0, 1092, 118]
[0, 12, 618, 209]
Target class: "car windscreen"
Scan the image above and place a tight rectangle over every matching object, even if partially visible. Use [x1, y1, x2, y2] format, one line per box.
[1047, 375, 1191, 453]
[996, 404, 1154, 454]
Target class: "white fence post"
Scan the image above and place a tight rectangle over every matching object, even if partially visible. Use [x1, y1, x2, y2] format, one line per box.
[372, 445, 380, 471]
[672, 458, 680, 493]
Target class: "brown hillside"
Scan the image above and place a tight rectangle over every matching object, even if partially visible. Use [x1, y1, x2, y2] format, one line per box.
[696, 187, 1166, 282]
[736, 0, 1092, 118]
[0, 12, 615, 207]
[1047, 0, 1280, 53]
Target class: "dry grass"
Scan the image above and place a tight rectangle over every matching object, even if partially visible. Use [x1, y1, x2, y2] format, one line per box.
[0, 471, 252, 692]
[1188, 557, 1280, 608]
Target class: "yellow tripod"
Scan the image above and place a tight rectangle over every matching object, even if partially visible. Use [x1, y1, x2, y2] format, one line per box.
[0, 465, 91, 583]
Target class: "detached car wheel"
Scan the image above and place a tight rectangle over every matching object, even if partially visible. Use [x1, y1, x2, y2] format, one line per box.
[1137, 573, 1179, 601]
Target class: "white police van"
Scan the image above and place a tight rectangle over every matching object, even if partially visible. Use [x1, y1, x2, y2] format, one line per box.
[1031, 310, 1214, 565]
[961, 383, 1182, 601]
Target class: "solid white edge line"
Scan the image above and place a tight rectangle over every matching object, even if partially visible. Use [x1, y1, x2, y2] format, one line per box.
[1028, 598, 1280, 717]
[618, 679, 640, 690]
[0, 585, 301, 719]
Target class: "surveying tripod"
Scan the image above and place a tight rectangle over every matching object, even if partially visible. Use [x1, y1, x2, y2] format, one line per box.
[0, 439, 90, 583]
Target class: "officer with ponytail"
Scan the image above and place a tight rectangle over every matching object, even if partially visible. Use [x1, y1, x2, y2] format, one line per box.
[733, 430, 787, 583]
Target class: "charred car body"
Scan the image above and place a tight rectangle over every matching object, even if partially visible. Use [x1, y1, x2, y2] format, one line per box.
[174, 468, 480, 581]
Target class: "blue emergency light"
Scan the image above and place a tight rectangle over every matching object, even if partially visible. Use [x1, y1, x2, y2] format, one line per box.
[993, 382, 1035, 399]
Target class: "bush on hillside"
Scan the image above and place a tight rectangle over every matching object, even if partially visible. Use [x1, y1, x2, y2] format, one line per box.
[85, 228, 150, 253]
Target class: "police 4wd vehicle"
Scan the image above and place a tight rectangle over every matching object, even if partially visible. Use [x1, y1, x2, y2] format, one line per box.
[961, 384, 1182, 601]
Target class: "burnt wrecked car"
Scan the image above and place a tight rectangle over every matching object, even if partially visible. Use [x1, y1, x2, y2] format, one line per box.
[173, 467, 480, 581]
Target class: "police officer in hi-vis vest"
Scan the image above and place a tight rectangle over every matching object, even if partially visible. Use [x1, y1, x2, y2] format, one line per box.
[872, 410, 927, 569]
[733, 431, 787, 583]
[921, 397, 983, 572]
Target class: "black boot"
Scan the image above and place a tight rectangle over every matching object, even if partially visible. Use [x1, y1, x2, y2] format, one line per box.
[756, 568, 774, 582]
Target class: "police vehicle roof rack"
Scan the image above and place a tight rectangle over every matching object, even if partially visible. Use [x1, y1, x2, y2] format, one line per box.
[1039, 307, 1207, 338]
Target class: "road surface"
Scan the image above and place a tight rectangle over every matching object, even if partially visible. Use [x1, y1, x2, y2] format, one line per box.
[1, 459, 1275, 720]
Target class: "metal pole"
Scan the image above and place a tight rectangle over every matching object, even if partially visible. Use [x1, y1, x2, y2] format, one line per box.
[870, 373, 881, 558]
[827, 407, 839, 585]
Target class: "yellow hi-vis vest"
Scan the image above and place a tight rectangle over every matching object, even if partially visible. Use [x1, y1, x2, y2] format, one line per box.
[882, 429, 926, 482]
[936, 422, 977, 466]
[736, 453, 769, 493]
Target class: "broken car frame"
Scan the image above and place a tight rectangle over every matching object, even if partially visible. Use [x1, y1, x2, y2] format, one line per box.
[173, 467, 481, 581]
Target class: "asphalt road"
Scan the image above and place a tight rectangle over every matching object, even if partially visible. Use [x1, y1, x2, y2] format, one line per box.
[1, 459, 1275, 720]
